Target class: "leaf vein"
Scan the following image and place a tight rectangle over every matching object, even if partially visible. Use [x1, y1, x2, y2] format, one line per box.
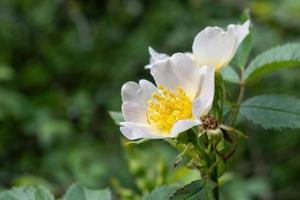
[242, 105, 300, 117]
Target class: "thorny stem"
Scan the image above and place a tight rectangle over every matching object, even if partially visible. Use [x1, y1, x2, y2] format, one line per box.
[200, 133, 220, 200]
[230, 69, 246, 125]
[205, 71, 247, 199]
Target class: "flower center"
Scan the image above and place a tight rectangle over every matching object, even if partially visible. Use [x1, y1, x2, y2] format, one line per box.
[146, 85, 193, 134]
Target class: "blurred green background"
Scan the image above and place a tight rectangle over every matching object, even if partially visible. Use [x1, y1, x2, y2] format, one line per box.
[0, 0, 299, 199]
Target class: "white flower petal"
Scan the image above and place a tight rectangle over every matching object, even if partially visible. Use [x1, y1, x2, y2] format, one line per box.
[192, 20, 250, 70]
[121, 80, 158, 124]
[150, 53, 202, 100]
[145, 47, 169, 69]
[121, 80, 157, 108]
[120, 122, 165, 140]
[192, 65, 215, 118]
[120, 127, 134, 139]
[122, 102, 147, 123]
[170, 119, 201, 137]
[192, 97, 205, 119]
[121, 81, 140, 103]
[235, 20, 250, 45]
[184, 52, 194, 60]
[138, 79, 158, 101]
[149, 47, 169, 64]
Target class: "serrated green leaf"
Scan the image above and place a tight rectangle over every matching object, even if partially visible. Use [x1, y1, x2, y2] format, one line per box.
[108, 111, 124, 125]
[220, 66, 240, 84]
[240, 95, 300, 129]
[169, 180, 215, 200]
[0, 186, 54, 200]
[243, 43, 300, 82]
[64, 184, 111, 200]
[142, 185, 178, 200]
[235, 34, 252, 69]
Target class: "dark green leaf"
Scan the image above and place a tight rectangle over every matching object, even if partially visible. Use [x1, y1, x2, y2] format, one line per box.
[235, 34, 252, 70]
[0, 186, 54, 200]
[64, 184, 111, 200]
[143, 185, 178, 200]
[240, 95, 300, 129]
[220, 66, 240, 84]
[243, 43, 300, 82]
[109, 111, 124, 125]
[169, 180, 215, 200]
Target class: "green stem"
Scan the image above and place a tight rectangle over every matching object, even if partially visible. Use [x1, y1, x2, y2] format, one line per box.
[214, 73, 225, 120]
[230, 69, 246, 125]
[192, 129, 220, 199]
[210, 151, 219, 200]
[211, 166, 219, 200]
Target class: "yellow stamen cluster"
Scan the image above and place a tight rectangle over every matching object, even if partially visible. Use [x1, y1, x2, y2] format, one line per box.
[146, 85, 193, 134]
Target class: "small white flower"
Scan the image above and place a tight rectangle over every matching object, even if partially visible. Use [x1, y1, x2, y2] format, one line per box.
[146, 21, 250, 71]
[192, 20, 250, 71]
[120, 53, 214, 140]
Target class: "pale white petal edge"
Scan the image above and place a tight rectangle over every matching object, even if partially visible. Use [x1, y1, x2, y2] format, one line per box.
[192, 65, 215, 118]
[145, 47, 169, 69]
[120, 122, 166, 140]
[121, 81, 140, 103]
[170, 119, 201, 138]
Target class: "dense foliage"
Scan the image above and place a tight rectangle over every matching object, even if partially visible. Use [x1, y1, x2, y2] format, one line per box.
[0, 0, 300, 199]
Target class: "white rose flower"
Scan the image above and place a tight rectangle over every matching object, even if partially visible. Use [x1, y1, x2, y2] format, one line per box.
[120, 53, 214, 140]
[192, 20, 250, 71]
[146, 21, 250, 71]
